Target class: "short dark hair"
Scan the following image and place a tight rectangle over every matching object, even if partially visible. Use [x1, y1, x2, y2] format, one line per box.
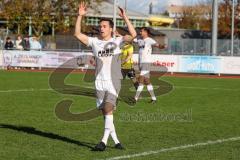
[141, 27, 150, 35]
[99, 18, 114, 28]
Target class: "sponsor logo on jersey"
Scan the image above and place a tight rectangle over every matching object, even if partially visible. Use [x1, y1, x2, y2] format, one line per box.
[98, 48, 114, 57]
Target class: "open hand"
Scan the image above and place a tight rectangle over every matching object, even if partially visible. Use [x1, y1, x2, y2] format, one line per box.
[159, 44, 168, 49]
[118, 6, 127, 18]
[78, 2, 87, 16]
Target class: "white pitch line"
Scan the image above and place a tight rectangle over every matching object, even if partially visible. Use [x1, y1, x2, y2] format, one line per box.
[0, 87, 94, 93]
[174, 86, 240, 91]
[0, 85, 239, 93]
[0, 88, 51, 93]
[103, 136, 240, 160]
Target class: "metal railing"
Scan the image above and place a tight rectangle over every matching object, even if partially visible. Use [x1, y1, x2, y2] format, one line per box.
[1, 34, 240, 56]
[160, 39, 240, 56]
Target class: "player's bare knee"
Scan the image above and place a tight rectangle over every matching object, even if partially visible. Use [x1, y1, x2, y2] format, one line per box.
[102, 102, 114, 115]
[145, 78, 150, 85]
[139, 76, 144, 84]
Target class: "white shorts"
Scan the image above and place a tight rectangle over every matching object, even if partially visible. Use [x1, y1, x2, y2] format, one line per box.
[95, 79, 121, 109]
[139, 63, 150, 78]
[140, 70, 150, 77]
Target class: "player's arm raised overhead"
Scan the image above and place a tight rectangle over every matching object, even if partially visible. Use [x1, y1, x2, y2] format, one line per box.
[119, 7, 137, 42]
[74, 2, 89, 46]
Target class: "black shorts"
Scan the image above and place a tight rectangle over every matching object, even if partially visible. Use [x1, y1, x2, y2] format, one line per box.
[121, 68, 136, 79]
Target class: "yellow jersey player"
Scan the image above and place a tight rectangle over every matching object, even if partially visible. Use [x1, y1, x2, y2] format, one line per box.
[121, 42, 139, 90]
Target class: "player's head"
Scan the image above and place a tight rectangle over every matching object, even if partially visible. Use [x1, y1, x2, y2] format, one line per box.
[124, 41, 132, 45]
[99, 18, 114, 39]
[140, 27, 150, 38]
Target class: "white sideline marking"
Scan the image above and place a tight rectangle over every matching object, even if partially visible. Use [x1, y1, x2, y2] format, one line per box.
[0, 85, 239, 93]
[103, 136, 240, 160]
[175, 86, 240, 91]
[0, 87, 94, 93]
[0, 88, 52, 93]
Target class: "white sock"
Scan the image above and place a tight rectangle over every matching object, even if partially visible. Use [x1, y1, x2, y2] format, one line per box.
[101, 115, 113, 145]
[147, 84, 156, 101]
[135, 84, 144, 101]
[110, 122, 120, 144]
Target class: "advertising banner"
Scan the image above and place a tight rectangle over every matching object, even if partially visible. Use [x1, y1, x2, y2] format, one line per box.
[3, 50, 43, 67]
[132, 54, 179, 72]
[2, 50, 93, 69]
[221, 57, 240, 74]
[179, 56, 221, 73]
[2, 50, 240, 75]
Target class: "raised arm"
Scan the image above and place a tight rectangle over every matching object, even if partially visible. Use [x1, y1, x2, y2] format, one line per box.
[74, 2, 89, 46]
[119, 7, 137, 42]
[153, 43, 167, 49]
[150, 38, 167, 49]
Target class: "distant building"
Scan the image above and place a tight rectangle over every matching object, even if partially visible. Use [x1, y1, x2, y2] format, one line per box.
[148, 16, 174, 27]
[86, 1, 174, 28]
[86, 1, 148, 28]
[0, 0, 175, 32]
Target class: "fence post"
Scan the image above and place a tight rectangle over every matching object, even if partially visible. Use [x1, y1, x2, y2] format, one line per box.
[211, 0, 219, 56]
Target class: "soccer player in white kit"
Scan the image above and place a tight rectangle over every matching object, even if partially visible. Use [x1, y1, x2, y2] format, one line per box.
[74, 2, 136, 151]
[134, 27, 166, 104]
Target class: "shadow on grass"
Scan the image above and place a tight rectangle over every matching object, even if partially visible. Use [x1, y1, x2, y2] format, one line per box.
[0, 123, 96, 150]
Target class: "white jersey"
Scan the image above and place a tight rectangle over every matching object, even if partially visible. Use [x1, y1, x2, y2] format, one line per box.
[88, 37, 123, 80]
[134, 37, 156, 63]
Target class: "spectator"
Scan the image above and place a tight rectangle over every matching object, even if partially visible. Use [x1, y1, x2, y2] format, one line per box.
[22, 36, 30, 51]
[4, 37, 14, 50]
[30, 36, 42, 50]
[0, 38, 3, 48]
[16, 35, 23, 50]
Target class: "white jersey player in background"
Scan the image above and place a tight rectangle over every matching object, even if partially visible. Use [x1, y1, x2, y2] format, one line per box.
[134, 27, 166, 104]
[74, 2, 136, 151]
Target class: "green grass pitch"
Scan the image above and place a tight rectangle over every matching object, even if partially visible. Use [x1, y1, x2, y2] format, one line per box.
[0, 70, 240, 160]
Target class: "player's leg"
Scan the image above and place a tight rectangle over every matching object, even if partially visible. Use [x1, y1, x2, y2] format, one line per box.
[127, 69, 139, 90]
[132, 77, 139, 90]
[134, 74, 144, 101]
[94, 80, 108, 151]
[121, 69, 127, 80]
[135, 63, 150, 101]
[103, 102, 124, 150]
[99, 102, 117, 146]
[144, 76, 157, 103]
[95, 80, 105, 109]
[94, 80, 124, 151]
[106, 79, 124, 149]
[94, 102, 113, 151]
[95, 102, 124, 150]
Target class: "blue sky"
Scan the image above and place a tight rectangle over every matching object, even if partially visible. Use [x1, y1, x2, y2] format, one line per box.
[118, 0, 199, 14]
